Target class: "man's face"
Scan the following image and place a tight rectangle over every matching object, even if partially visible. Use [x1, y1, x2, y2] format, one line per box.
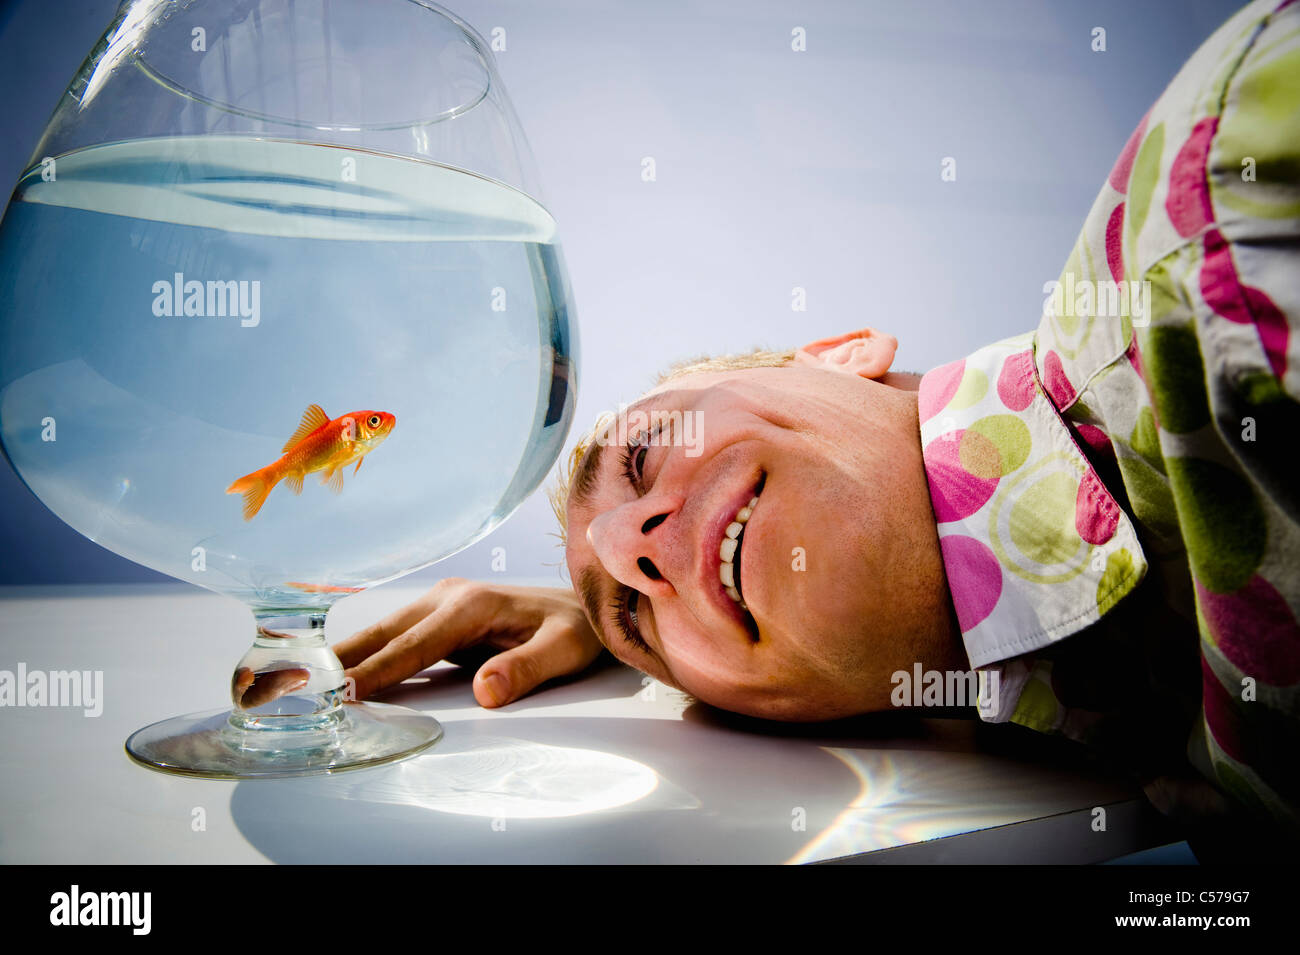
[564, 362, 952, 721]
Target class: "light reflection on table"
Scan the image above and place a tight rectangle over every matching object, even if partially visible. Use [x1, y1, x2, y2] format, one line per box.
[0, 582, 1147, 863]
[338, 737, 666, 818]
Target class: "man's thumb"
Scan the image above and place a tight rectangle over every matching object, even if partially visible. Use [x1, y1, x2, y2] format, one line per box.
[472, 616, 595, 707]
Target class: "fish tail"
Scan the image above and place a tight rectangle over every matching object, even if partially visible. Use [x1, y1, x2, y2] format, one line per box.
[225, 466, 281, 521]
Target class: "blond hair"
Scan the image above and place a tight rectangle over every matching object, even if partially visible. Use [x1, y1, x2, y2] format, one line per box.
[548, 347, 796, 546]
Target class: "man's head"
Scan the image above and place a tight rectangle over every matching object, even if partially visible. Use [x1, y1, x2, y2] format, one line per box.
[558, 328, 960, 722]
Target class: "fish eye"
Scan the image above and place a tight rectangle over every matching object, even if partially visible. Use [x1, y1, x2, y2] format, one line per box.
[367, 414, 382, 428]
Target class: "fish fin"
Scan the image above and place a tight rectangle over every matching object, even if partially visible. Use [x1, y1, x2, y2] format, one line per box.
[226, 468, 279, 521]
[282, 404, 330, 453]
[353, 457, 363, 476]
[326, 467, 345, 494]
[285, 471, 304, 495]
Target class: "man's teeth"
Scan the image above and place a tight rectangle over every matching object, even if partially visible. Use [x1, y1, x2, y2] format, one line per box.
[719, 495, 760, 605]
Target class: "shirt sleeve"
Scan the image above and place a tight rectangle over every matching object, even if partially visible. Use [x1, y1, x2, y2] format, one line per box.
[913, 0, 1300, 836]
[1024, 0, 1300, 834]
[1136, 0, 1300, 831]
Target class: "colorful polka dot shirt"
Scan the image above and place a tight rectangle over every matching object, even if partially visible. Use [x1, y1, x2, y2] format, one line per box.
[918, 0, 1299, 834]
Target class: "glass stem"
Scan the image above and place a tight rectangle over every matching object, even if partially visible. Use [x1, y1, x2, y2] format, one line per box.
[226, 610, 348, 740]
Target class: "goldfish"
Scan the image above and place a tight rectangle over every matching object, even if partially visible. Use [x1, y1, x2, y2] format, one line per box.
[226, 404, 396, 520]
[285, 581, 365, 594]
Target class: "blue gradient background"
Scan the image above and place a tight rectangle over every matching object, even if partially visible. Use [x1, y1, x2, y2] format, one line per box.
[0, 0, 1246, 586]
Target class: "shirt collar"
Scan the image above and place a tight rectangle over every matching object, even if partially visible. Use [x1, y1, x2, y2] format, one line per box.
[916, 331, 1148, 668]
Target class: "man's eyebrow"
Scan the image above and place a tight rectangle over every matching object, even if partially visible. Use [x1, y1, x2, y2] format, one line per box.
[568, 439, 608, 519]
[576, 564, 608, 652]
[570, 391, 686, 518]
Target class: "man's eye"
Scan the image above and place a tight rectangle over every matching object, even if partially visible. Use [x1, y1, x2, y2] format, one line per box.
[620, 433, 650, 490]
[620, 421, 668, 491]
[612, 586, 650, 654]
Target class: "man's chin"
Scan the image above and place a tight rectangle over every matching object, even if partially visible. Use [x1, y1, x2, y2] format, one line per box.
[722, 688, 863, 724]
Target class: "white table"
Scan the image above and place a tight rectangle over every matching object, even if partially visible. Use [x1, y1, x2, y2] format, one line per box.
[0, 582, 1169, 863]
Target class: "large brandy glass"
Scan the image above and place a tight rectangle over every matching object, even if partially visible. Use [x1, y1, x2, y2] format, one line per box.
[0, 0, 578, 776]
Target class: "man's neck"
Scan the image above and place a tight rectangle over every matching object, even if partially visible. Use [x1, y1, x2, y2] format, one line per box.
[878, 370, 923, 392]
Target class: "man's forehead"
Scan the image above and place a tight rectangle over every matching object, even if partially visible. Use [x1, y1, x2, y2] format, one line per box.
[565, 391, 660, 520]
[564, 429, 610, 534]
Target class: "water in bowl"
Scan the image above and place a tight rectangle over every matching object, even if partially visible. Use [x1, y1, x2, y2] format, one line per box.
[0, 135, 577, 609]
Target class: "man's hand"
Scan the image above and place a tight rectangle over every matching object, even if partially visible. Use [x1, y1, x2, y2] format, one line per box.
[332, 578, 604, 707]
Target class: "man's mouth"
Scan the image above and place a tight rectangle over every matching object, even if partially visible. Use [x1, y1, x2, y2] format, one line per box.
[716, 471, 766, 636]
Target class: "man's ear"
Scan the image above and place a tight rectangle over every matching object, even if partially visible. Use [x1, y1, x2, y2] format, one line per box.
[794, 328, 898, 379]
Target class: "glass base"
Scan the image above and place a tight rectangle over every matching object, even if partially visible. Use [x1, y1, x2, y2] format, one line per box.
[125, 702, 442, 779]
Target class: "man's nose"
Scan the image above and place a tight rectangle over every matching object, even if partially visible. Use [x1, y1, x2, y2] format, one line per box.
[586, 499, 680, 598]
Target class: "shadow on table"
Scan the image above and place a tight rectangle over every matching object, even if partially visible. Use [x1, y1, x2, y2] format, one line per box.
[228, 661, 1143, 863]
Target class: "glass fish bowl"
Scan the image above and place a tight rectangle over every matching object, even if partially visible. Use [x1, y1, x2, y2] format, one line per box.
[0, 0, 578, 776]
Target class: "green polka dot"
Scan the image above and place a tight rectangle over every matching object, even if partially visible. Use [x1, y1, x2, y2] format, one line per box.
[1096, 547, 1135, 615]
[948, 366, 988, 411]
[1211, 760, 1271, 817]
[1127, 121, 1165, 243]
[1203, 53, 1241, 120]
[1215, 47, 1300, 202]
[1011, 472, 1081, 566]
[1011, 678, 1060, 731]
[958, 429, 1002, 480]
[1144, 324, 1210, 433]
[968, 414, 1031, 476]
[1116, 455, 1179, 540]
[1235, 370, 1287, 407]
[1145, 262, 1181, 323]
[1129, 406, 1162, 465]
[1166, 457, 1265, 593]
[1056, 247, 1083, 337]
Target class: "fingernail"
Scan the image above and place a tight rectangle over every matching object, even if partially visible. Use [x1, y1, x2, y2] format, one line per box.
[483, 671, 510, 706]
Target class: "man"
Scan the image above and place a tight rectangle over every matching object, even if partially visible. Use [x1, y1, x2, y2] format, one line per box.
[336, 0, 1299, 844]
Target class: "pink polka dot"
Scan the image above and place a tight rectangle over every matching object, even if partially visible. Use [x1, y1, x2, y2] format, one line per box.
[1166, 117, 1218, 239]
[1075, 468, 1120, 545]
[1201, 656, 1247, 763]
[1041, 350, 1076, 408]
[939, 535, 1003, 631]
[1073, 423, 1113, 456]
[924, 432, 999, 523]
[1197, 575, 1300, 685]
[1108, 110, 1150, 194]
[919, 359, 965, 424]
[1125, 339, 1145, 380]
[1125, 341, 1160, 428]
[996, 349, 1036, 412]
[1201, 229, 1290, 380]
[1105, 202, 1125, 283]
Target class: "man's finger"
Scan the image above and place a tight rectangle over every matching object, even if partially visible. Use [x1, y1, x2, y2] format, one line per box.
[473, 615, 602, 708]
[232, 666, 311, 709]
[332, 590, 438, 668]
[344, 599, 480, 700]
